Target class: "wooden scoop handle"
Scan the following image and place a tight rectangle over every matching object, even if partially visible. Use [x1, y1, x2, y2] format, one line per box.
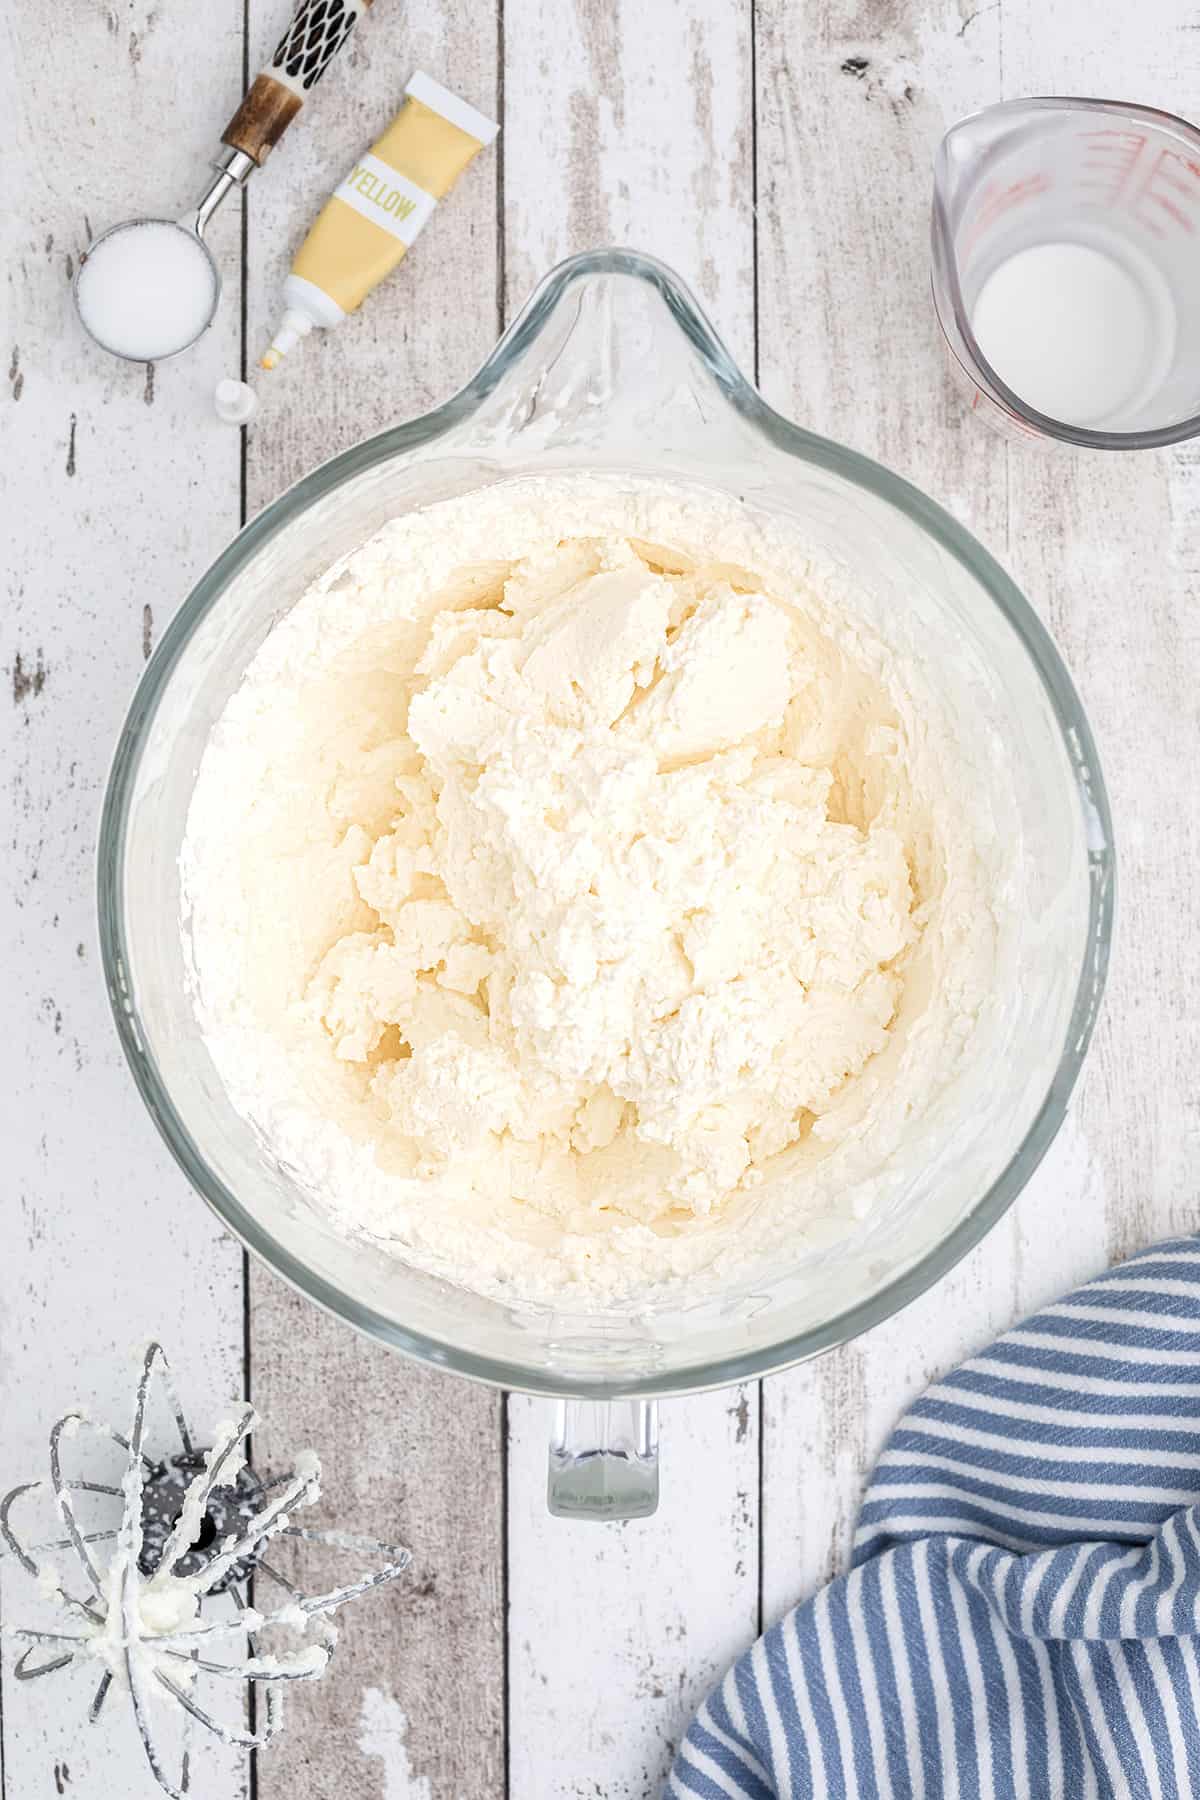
[221, 0, 373, 166]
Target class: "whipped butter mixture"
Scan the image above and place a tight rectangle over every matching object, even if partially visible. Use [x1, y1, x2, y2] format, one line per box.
[183, 478, 1002, 1303]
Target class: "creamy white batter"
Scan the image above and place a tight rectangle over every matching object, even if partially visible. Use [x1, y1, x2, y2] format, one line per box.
[182, 477, 1004, 1305]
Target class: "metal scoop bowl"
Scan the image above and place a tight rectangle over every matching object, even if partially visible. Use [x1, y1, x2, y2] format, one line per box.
[73, 176, 238, 363]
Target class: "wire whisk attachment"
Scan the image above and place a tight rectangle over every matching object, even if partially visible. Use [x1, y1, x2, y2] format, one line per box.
[1, 1343, 410, 1798]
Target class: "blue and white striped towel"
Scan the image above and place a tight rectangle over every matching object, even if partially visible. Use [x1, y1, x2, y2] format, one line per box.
[669, 1236, 1200, 1799]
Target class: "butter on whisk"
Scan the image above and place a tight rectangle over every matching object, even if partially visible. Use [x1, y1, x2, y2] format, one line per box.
[260, 72, 497, 372]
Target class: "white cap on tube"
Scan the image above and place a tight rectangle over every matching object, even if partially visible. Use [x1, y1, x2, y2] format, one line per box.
[213, 378, 259, 425]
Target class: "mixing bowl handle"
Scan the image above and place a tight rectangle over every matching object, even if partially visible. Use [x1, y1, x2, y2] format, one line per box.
[547, 1398, 660, 1521]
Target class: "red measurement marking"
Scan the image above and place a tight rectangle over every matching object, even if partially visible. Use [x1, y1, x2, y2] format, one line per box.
[1077, 134, 1148, 207]
[1080, 129, 1147, 146]
[961, 181, 1000, 258]
[1128, 146, 1199, 237]
[964, 173, 1052, 252]
[1081, 155, 1141, 171]
[1156, 168, 1200, 200]
[1149, 192, 1194, 233]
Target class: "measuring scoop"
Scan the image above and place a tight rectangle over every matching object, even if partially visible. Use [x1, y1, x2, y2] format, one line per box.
[75, 0, 372, 363]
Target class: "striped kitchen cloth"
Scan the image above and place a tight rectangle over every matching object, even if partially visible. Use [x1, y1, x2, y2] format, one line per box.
[668, 1235, 1200, 1799]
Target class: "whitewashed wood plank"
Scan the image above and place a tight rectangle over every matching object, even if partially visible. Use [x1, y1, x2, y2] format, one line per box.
[249, 1273, 506, 1800]
[757, 0, 1199, 1626]
[242, 0, 503, 490]
[754, 0, 1006, 530]
[502, 5, 760, 1795]
[999, 1, 1200, 1267]
[753, 0, 1023, 1626]
[502, 0, 756, 370]
[0, 3, 248, 1796]
[762, 1114, 1109, 1616]
[508, 1390, 759, 1800]
[241, 5, 506, 1796]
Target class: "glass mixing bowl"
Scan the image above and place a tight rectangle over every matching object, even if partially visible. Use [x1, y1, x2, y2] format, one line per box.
[98, 250, 1113, 1519]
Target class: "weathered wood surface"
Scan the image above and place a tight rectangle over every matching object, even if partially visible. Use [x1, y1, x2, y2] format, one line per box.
[757, 0, 1200, 1629]
[4, 0, 1199, 1796]
[754, 0, 1023, 1624]
[502, 8, 762, 1798]
[242, 6, 507, 1796]
[0, 4, 249, 1797]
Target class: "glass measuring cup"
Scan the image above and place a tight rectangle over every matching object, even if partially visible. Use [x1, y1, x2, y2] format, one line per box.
[932, 98, 1200, 448]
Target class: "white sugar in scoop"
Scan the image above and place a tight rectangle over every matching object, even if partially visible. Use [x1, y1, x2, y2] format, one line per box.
[75, 220, 219, 361]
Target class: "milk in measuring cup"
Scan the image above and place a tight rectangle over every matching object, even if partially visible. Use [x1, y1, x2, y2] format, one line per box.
[932, 99, 1200, 444]
[969, 235, 1176, 430]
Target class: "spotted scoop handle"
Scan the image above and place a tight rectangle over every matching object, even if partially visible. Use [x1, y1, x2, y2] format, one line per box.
[221, 0, 373, 166]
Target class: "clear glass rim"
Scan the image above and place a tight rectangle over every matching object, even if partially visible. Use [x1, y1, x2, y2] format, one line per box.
[932, 95, 1200, 451]
[97, 247, 1115, 1398]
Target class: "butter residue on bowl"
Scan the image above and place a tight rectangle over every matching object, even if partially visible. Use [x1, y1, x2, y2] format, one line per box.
[181, 476, 1007, 1305]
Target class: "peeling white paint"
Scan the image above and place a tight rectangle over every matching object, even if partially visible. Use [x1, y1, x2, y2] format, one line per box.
[1167, 448, 1200, 572]
[359, 1688, 432, 1800]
